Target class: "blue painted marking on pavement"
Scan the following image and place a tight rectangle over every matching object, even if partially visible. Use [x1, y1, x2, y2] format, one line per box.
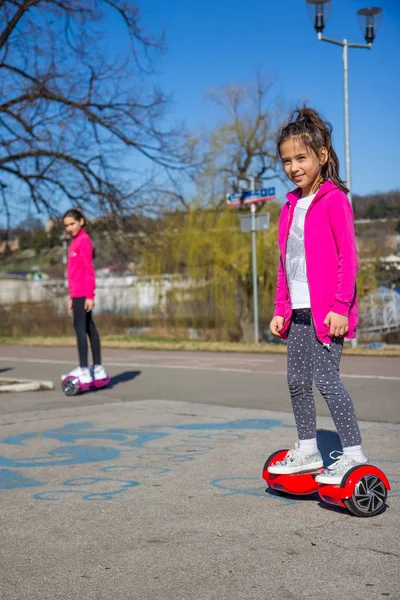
[1, 433, 38, 446]
[119, 432, 169, 448]
[33, 477, 140, 501]
[186, 432, 245, 441]
[5, 418, 386, 504]
[0, 468, 44, 490]
[210, 477, 295, 504]
[170, 419, 293, 431]
[101, 465, 171, 477]
[2, 422, 168, 448]
[162, 443, 212, 454]
[0, 445, 120, 468]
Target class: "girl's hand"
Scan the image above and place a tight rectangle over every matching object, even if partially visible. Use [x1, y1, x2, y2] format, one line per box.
[84, 299, 94, 312]
[270, 316, 285, 338]
[324, 311, 348, 337]
[68, 299, 73, 312]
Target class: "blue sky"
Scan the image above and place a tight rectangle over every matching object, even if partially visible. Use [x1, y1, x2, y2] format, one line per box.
[3, 0, 399, 229]
[135, 0, 400, 200]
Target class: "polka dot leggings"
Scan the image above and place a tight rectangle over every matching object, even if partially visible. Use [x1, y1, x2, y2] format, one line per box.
[287, 308, 362, 447]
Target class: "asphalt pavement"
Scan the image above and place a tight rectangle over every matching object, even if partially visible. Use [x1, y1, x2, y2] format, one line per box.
[0, 345, 399, 600]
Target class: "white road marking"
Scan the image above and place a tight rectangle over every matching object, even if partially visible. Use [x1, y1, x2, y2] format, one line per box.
[0, 356, 399, 380]
[0, 356, 270, 374]
[270, 371, 400, 381]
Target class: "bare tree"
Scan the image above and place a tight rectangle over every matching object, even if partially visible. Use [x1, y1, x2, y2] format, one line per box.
[0, 0, 189, 221]
[149, 74, 284, 212]
[196, 74, 284, 208]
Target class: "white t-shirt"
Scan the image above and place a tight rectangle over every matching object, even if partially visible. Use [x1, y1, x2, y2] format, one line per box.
[286, 193, 316, 309]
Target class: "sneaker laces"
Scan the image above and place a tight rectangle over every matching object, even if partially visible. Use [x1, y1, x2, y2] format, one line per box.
[327, 450, 353, 471]
[284, 443, 306, 462]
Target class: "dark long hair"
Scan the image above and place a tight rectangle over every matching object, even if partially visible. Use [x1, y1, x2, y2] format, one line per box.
[277, 106, 349, 193]
[63, 208, 96, 259]
[63, 208, 86, 226]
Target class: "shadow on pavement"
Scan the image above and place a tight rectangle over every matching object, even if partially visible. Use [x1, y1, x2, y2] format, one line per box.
[0, 368, 13, 375]
[317, 500, 389, 517]
[108, 370, 141, 388]
[264, 487, 319, 502]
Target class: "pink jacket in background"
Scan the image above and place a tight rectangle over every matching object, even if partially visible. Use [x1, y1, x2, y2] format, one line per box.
[67, 229, 96, 300]
[274, 180, 359, 345]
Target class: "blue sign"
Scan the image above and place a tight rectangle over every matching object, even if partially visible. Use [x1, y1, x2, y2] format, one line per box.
[226, 187, 276, 206]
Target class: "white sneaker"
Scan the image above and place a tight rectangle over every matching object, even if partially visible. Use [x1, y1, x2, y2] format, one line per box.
[62, 367, 92, 384]
[315, 452, 368, 485]
[92, 365, 107, 380]
[268, 443, 323, 474]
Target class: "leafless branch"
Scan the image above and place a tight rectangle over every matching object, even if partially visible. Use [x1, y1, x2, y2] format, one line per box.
[0, 0, 189, 223]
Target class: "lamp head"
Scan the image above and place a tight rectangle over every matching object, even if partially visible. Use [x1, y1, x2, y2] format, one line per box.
[306, 0, 332, 34]
[357, 7, 383, 44]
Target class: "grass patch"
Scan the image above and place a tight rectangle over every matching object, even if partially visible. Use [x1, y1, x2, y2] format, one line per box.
[0, 334, 286, 354]
[0, 334, 399, 356]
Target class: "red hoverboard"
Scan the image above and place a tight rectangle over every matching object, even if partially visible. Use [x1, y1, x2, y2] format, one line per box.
[263, 449, 390, 517]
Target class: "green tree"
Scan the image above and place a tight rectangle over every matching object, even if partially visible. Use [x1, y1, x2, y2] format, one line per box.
[140, 75, 284, 340]
[48, 224, 63, 249]
[142, 206, 280, 341]
[357, 261, 377, 299]
[18, 231, 33, 251]
[31, 230, 49, 255]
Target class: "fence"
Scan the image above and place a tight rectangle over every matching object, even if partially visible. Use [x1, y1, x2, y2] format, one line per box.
[1, 275, 399, 342]
[359, 288, 400, 338]
[0, 274, 204, 315]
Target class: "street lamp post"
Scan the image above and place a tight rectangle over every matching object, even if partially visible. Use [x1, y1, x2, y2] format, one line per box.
[306, 1, 382, 347]
[306, 1, 383, 208]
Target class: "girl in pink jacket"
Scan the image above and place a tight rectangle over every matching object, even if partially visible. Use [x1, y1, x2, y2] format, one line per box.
[62, 209, 106, 385]
[268, 107, 367, 484]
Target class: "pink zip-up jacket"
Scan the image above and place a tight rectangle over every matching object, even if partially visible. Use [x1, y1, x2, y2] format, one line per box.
[67, 229, 96, 300]
[274, 180, 358, 345]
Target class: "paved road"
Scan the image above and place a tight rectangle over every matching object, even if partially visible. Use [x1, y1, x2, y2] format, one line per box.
[0, 346, 399, 600]
[0, 345, 398, 423]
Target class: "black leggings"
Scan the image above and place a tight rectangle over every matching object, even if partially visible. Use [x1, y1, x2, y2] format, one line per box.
[72, 297, 101, 368]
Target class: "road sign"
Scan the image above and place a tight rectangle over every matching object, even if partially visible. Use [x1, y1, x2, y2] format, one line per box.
[226, 187, 276, 206]
[240, 213, 270, 233]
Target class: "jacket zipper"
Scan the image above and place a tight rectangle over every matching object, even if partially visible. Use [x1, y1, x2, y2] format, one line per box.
[283, 204, 295, 315]
[292, 194, 331, 349]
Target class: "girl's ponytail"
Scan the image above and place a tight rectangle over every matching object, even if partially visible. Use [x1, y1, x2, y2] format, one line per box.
[323, 146, 348, 193]
[277, 106, 349, 194]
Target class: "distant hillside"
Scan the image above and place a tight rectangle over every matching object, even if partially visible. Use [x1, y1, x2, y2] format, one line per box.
[353, 189, 400, 220]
